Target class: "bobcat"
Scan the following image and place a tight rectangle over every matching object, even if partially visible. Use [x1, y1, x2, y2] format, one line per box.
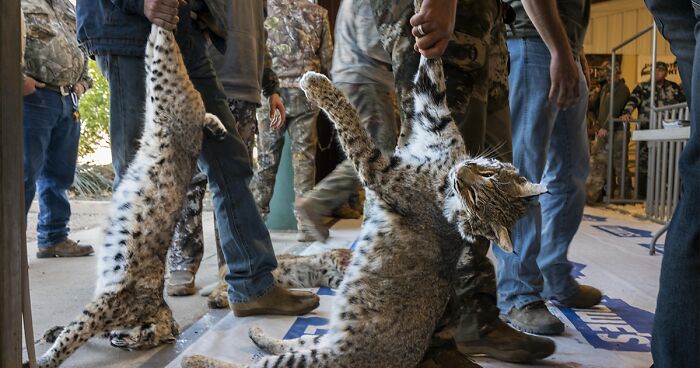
[29, 25, 228, 368]
[181, 56, 546, 367]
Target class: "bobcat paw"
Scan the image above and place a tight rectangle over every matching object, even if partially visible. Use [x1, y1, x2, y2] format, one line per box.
[204, 113, 227, 140]
[42, 325, 64, 343]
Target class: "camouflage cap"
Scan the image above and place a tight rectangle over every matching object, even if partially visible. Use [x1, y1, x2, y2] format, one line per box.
[656, 61, 668, 70]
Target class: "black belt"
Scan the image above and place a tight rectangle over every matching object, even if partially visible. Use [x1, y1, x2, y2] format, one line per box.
[42, 82, 73, 96]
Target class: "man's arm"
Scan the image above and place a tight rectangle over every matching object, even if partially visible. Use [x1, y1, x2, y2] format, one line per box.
[521, 0, 580, 108]
[620, 84, 644, 121]
[409, 0, 457, 59]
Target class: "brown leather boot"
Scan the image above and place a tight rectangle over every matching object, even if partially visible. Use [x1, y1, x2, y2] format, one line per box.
[230, 285, 319, 317]
[457, 318, 556, 363]
[36, 239, 94, 258]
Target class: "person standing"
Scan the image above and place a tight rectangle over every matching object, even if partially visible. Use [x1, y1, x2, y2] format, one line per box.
[494, 0, 602, 336]
[165, 0, 287, 298]
[249, 0, 333, 241]
[370, 0, 556, 364]
[22, 0, 94, 258]
[620, 61, 685, 197]
[295, 0, 399, 242]
[586, 61, 631, 202]
[76, 0, 319, 316]
[641, 1, 700, 366]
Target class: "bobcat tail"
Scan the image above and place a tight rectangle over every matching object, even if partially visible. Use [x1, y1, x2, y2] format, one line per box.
[299, 72, 389, 186]
[32, 295, 113, 368]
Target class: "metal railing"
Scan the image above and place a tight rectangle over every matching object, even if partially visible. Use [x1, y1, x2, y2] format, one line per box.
[608, 23, 690, 255]
[606, 25, 654, 204]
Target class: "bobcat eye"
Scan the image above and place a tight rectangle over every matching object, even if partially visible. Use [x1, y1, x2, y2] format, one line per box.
[479, 171, 496, 178]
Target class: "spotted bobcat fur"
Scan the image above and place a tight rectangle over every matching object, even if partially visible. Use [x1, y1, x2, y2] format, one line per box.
[30, 25, 227, 368]
[181, 55, 546, 368]
[207, 249, 353, 309]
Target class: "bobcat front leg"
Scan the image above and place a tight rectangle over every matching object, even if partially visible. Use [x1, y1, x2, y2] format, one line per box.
[204, 113, 228, 139]
[299, 72, 394, 191]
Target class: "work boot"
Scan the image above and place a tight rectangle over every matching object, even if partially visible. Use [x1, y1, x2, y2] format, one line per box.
[167, 270, 197, 296]
[457, 318, 556, 363]
[36, 239, 94, 258]
[296, 230, 316, 242]
[501, 301, 564, 335]
[557, 284, 603, 309]
[295, 197, 330, 242]
[230, 284, 319, 317]
[419, 341, 482, 368]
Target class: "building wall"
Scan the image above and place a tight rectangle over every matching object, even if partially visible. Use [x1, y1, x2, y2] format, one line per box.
[584, 0, 681, 86]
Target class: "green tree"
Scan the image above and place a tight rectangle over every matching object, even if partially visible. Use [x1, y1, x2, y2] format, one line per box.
[78, 60, 110, 157]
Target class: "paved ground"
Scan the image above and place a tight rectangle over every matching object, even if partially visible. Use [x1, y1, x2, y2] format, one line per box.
[24, 199, 308, 368]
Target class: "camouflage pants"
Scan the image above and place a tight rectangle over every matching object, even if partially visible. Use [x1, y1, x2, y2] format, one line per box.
[168, 100, 258, 274]
[250, 87, 319, 226]
[167, 172, 208, 274]
[301, 82, 399, 216]
[228, 98, 259, 167]
[370, 0, 511, 341]
[586, 129, 632, 203]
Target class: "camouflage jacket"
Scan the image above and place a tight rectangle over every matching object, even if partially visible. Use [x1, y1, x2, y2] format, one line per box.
[22, 0, 91, 88]
[265, 0, 333, 88]
[621, 79, 685, 122]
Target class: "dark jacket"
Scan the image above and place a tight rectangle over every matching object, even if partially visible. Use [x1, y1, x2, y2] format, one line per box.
[76, 0, 227, 57]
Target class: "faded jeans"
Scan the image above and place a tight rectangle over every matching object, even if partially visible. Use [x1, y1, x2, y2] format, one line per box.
[493, 38, 590, 313]
[643, 0, 700, 366]
[23, 89, 80, 249]
[96, 6, 277, 303]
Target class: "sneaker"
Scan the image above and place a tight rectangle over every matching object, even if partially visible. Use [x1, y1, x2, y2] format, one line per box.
[501, 301, 564, 335]
[457, 318, 556, 363]
[36, 239, 94, 258]
[419, 341, 482, 368]
[166, 270, 196, 296]
[230, 284, 319, 317]
[295, 197, 329, 242]
[557, 284, 603, 309]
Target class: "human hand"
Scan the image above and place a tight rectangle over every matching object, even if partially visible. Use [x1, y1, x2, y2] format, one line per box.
[23, 75, 45, 96]
[597, 128, 607, 139]
[409, 0, 457, 59]
[620, 113, 631, 123]
[549, 52, 580, 108]
[269, 93, 286, 130]
[144, 0, 180, 31]
[73, 83, 86, 98]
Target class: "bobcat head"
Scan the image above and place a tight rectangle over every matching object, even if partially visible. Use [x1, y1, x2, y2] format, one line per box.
[444, 157, 547, 252]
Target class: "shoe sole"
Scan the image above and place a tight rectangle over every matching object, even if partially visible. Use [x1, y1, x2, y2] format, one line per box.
[232, 301, 320, 318]
[167, 285, 197, 297]
[458, 345, 555, 363]
[36, 251, 94, 258]
[503, 318, 565, 336]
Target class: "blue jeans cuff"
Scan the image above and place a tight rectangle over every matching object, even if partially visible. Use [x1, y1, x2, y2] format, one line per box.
[501, 294, 543, 314]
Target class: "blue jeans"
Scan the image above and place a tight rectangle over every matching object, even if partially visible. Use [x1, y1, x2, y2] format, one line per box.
[23, 89, 80, 249]
[643, 1, 700, 366]
[96, 8, 277, 303]
[493, 38, 589, 313]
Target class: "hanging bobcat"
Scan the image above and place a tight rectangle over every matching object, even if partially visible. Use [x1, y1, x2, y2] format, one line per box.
[181, 56, 547, 368]
[28, 25, 228, 368]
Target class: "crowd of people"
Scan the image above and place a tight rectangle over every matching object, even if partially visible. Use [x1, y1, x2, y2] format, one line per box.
[20, 0, 699, 366]
[585, 60, 686, 203]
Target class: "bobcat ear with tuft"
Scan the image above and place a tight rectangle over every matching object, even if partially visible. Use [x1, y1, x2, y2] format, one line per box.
[493, 224, 513, 253]
[518, 182, 548, 198]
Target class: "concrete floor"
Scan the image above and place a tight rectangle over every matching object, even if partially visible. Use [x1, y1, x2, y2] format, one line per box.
[24, 201, 662, 368]
[24, 200, 308, 368]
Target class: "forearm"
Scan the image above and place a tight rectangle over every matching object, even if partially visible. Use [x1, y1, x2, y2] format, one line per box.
[521, 0, 572, 58]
